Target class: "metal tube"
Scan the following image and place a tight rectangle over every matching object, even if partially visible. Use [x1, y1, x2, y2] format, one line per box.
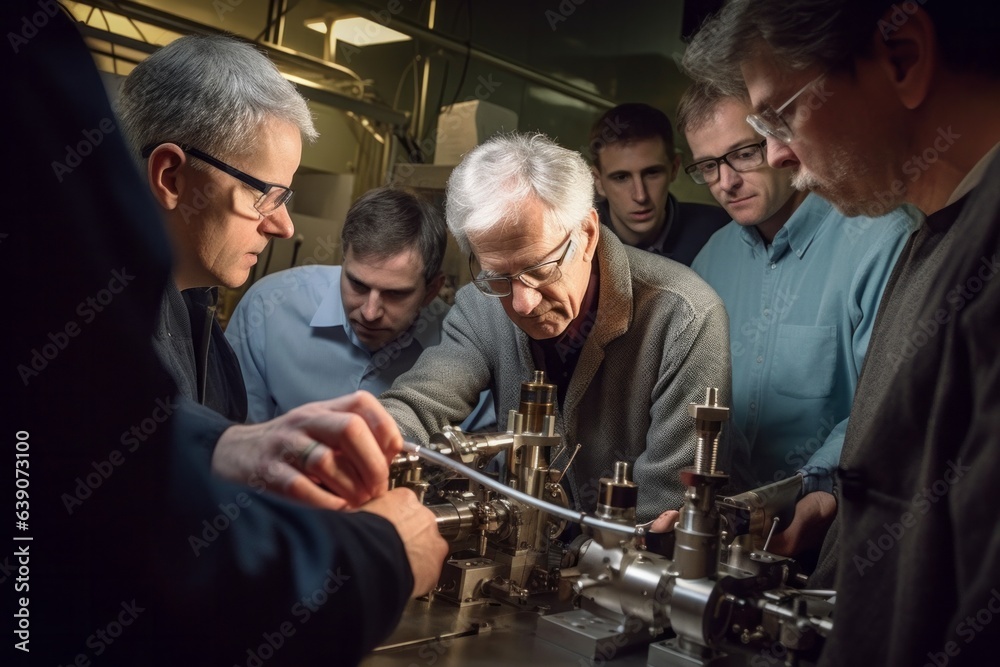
[403, 441, 636, 537]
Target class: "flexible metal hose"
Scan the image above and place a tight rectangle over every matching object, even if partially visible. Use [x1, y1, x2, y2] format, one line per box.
[403, 441, 636, 537]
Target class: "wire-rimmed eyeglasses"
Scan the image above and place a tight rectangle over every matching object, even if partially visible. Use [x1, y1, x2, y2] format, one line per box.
[745, 72, 826, 144]
[469, 235, 574, 297]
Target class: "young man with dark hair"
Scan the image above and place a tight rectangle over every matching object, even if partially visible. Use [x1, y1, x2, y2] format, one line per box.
[589, 102, 729, 265]
[228, 187, 492, 428]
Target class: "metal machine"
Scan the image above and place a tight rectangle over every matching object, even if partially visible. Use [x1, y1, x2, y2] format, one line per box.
[379, 374, 834, 666]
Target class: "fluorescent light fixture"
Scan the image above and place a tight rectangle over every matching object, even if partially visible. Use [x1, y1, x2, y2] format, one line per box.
[305, 16, 411, 46]
[304, 18, 328, 33]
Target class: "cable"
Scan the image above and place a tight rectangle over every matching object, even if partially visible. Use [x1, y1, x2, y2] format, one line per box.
[402, 441, 637, 537]
[252, 0, 302, 44]
[446, 0, 473, 109]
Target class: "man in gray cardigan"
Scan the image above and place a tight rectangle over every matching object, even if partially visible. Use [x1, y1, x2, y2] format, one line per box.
[381, 133, 732, 522]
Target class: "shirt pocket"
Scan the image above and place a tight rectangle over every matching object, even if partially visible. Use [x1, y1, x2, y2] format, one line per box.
[772, 324, 837, 399]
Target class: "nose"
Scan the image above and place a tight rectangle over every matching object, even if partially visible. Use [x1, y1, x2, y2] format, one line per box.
[260, 205, 294, 239]
[631, 176, 649, 203]
[766, 140, 800, 171]
[718, 162, 744, 191]
[509, 280, 542, 316]
[360, 291, 383, 322]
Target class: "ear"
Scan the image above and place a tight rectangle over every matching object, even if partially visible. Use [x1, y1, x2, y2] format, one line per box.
[422, 272, 446, 306]
[146, 144, 187, 211]
[592, 165, 607, 198]
[580, 208, 601, 262]
[668, 152, 681, 184]
[872, 6, 937, 110]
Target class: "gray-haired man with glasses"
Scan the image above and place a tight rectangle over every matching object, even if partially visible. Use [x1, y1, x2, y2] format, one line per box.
[117, 33, 449, 626]
[381, 132, 733, 523]
[678, 82, 914, 561]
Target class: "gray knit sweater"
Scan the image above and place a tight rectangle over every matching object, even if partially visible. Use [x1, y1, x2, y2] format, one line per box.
[381, 231, 731, 521]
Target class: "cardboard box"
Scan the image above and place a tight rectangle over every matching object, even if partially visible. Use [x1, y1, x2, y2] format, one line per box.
[433, 100, 519, 166]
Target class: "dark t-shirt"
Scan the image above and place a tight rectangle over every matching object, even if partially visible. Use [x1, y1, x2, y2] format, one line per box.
[597, 193, 729, 266]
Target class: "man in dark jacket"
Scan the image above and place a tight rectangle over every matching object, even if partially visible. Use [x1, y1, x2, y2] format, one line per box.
[684, 1, 1000, 665]
[0, 11, 445, 665]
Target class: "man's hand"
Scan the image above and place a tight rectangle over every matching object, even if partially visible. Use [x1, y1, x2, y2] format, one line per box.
[212, 391, 403, 510]
[358, 488, 449, 597]
[767, 491, 837, 556]
[650, 509, 681, 533]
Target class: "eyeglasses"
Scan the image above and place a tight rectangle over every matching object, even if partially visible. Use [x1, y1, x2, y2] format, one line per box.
[469, 235, 574, 297]
[140, 143, 294, 216]
[745, 72, 826, 144]
[685, 140, 767, 185]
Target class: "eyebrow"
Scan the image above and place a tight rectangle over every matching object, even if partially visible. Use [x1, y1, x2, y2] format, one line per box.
[344, 270, 417, 294]
[606, 163, 668, 177]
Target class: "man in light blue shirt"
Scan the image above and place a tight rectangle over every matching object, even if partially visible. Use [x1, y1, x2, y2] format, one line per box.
[226, 187, 494, 427]
[678, 83, 915, 555]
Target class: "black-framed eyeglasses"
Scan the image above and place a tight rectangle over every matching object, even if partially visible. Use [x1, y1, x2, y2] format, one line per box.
[685, 140, 767, 185]
[745, 72, 826, 144]
[140, 143, 294, 216]
[469, 235, 574, 298]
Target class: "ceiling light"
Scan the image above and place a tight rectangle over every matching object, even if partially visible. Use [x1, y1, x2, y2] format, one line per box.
[305, 16, 411, 46]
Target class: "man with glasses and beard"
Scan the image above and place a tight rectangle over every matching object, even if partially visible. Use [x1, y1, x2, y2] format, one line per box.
[379, 132, 734, 524]
[677, 82, 913, 560]
[684, 1, 1000, 664]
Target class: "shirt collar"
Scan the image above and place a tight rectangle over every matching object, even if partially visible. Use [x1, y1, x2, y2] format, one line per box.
[645, 193, 677, 255]
[310, 276, 347, 328]
[737, 192, 830, 261]
[946, 141, 1000, 207]
[597, 195, 677, 256]
[309, 273, 442, 351]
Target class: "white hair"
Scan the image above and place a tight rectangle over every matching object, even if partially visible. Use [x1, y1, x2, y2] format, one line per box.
[118, 34, 317, 165]
[445, 133, 595, 254]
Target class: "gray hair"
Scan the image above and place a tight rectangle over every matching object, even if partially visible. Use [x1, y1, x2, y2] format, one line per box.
[683, 0, 1000, 91]
[118, 34, 317, 165]
[445, 133, 595, 254]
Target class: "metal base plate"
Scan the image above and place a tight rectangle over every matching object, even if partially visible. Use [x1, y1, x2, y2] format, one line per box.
[536, 609, 661, 662]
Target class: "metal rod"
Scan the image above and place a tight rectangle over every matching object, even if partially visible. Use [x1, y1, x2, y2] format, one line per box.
[403, 441, 636, 537]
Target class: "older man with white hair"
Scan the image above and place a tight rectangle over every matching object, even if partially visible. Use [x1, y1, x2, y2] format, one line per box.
[380, 133, 732, 522]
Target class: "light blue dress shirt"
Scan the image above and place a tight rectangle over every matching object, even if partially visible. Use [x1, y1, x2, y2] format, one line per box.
[692, 194, 916, 493]
[226, 265, 495, 429]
